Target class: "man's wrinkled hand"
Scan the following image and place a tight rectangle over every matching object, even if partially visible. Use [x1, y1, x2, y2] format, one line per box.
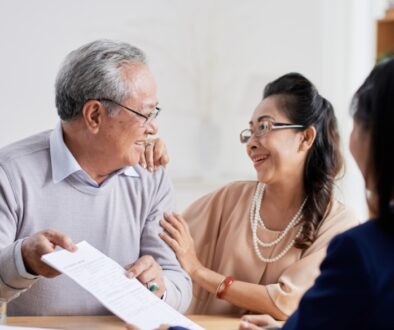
[21, 229, 77, 277]
[125, 255, 166, 298]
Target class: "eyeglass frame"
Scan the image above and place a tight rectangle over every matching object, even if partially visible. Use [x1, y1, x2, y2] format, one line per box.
[240, 119, 305, 144]
[98, 98, 161, 125]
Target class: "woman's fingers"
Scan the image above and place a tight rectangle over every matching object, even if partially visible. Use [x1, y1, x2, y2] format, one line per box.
[163, 212, 184, 232]
[160, 218, 182, 241]
[145, 141, 155, 171]
[240, 315, 281, 328]
[160, 232, 179, 251]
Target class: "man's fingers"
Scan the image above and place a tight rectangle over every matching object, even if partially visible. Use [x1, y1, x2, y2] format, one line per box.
[126, 255, 155, 278]
[44, 229, 77, 252]
[135, 265, 157, 284]
[22, 233, 63, 277]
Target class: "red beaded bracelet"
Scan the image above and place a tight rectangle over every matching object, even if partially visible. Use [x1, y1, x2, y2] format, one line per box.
[216, 276, 234, 299]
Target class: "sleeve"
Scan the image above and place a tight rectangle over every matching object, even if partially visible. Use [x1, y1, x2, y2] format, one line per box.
[0, 166, 39, 301]
[139, 168, 192, 313]
[266, 204, 360, 316]
[182, 186, 228, 266]
[282, 232, 371, 330]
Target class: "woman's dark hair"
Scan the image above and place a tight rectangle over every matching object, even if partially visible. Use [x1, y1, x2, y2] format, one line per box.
[263, 73, 342, 249]
[351, 58, 394, 230]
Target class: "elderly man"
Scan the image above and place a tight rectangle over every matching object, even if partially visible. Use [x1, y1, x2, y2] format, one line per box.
[0, 40, 191, 315]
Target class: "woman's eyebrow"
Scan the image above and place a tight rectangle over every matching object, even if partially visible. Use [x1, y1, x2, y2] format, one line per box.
[249, 115, 275, 126]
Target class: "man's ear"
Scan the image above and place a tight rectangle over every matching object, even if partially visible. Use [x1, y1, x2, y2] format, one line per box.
[299, 126, 316, 152]
[81, 100, 105, 134]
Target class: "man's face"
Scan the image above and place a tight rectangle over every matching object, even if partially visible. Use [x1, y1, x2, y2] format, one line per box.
[98, 63, 159, 170]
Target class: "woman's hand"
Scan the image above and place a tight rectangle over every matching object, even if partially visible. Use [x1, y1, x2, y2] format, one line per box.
[140, 138, 169, 171]
[159, 212, 203, 275]
[239, 315, 281, 330]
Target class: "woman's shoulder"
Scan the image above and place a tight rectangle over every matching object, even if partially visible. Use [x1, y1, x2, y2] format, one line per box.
[317, 199, 361, 235]
[183, 180, 257, 216]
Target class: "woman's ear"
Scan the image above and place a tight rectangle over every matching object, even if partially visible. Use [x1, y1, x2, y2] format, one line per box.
[299, 126, 316, 152]
[81, 100, 105, 134]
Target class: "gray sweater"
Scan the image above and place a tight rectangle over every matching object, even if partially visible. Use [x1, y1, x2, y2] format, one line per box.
[0, 131, 192, 315]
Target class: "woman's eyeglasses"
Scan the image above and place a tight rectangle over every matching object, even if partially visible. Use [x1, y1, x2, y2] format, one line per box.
[240, 119, 304, 143]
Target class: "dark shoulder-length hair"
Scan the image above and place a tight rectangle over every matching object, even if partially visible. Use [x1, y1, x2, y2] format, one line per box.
[264, 73, 343, 249]
[351, 58, 394, 229]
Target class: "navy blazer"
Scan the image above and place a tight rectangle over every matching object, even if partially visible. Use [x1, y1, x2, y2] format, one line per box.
[283, 218, 394, 329]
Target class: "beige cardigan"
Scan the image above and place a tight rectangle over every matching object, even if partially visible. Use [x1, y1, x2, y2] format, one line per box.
[183, 181, 360, 316]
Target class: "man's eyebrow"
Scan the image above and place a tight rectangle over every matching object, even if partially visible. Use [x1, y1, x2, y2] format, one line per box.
[144, 101, 159, 108]
[249, 115, 275, 126]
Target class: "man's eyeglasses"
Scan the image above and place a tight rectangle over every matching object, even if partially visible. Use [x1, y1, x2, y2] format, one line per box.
[240, 119, 304, 143]
[99, 98, 161, 126]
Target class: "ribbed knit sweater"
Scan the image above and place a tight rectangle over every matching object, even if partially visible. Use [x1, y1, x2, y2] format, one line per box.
[0, 131, 192, 315]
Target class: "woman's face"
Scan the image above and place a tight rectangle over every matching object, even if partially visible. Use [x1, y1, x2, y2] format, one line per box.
[349, 119, 372, 189]
[246, 96, 308, 185]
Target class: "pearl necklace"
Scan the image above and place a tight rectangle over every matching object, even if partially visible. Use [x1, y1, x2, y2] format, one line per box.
[250, 183, 307, 263]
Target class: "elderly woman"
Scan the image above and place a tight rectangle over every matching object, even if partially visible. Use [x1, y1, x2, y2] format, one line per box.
[158, 73, 359, 320]
[240, 59, 394, 329]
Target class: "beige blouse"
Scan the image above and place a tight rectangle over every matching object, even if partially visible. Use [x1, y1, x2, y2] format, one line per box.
[183, 181, 360, 316]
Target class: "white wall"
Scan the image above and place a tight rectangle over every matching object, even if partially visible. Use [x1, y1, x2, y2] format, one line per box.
[0, 0, 387, 216]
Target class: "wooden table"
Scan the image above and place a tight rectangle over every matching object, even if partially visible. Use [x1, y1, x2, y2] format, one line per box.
[7, 315, 241, 330]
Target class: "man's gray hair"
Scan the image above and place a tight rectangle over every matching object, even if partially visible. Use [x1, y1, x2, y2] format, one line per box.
[55, 39, 147, 120]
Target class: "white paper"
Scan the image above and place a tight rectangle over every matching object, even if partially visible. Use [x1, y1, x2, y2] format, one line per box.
[41, 241, 204, 330]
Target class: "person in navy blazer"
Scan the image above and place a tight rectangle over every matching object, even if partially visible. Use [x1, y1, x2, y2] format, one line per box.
[239, 58, 394, 330]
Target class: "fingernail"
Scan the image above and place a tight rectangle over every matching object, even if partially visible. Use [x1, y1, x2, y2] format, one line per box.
[142, 163, 146, 169]
[240, 320, 249, 329]
[127, 271, 135, 279]
[149, 167, 153, 172]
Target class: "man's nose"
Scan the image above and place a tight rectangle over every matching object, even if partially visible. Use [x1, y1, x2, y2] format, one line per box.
[145, 118, 158, 135]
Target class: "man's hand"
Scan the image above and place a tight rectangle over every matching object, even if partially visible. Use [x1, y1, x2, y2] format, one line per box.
[139, 138, 169, 172]
[125, 255, 166, 298]
[21, 229, 77, 277]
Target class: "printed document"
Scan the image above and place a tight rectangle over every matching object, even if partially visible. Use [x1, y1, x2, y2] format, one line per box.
[41, 241, 204, 330]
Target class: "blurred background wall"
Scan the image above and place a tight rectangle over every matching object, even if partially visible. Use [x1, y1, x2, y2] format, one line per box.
[0, 0, 390, 217]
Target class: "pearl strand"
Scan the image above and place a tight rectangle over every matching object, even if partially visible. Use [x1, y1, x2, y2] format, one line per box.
[256, 184, 307, 248]
[250, 183, 307, 263]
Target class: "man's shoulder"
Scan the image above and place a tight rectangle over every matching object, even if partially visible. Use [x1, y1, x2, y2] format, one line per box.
[0, 130, 51, 167]
[124, 165, 171, 191]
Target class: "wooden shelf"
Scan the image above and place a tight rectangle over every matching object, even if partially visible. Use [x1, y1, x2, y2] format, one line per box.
[377, 8, 394, 60]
